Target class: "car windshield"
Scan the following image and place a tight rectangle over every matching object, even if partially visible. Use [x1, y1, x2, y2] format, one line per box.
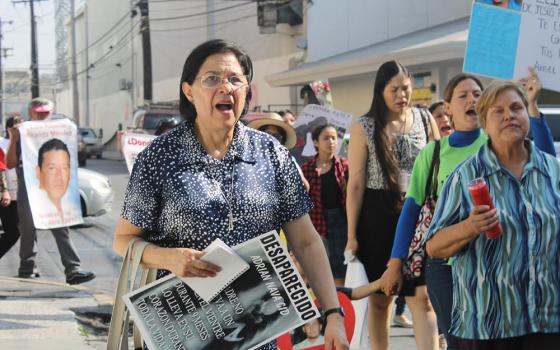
[79, 128, 97, 138]
[143, 114, 182, 130]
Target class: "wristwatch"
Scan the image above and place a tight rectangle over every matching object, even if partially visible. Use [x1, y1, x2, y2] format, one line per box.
[323, 307, 345, 320]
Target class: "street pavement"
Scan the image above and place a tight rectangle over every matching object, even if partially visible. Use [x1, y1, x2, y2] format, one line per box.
[0, 154, 417, 349]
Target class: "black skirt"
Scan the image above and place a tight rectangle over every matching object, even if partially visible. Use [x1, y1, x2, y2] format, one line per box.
[356, 188, 424, 296]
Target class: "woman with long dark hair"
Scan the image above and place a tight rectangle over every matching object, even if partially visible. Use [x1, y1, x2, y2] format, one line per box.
[346, 60, 439, 350]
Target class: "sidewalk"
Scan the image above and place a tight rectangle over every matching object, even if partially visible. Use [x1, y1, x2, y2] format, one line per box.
[0, 276, 111, 350]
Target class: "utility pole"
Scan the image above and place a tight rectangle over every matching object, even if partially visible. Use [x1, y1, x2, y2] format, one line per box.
[70, 0, 80, 125]
[13, 0, 47, 98]
[130, 0, 136, 113]
[84, 1, 90, 127]
[0, 18, 14, 125]
[137, 0, 152, 103]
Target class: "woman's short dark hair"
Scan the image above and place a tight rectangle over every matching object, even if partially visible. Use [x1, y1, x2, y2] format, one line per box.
[443, 73, 484, 103]
[429, 101, 444, 114]
[364, 60, 410, 211]
[311, 123, 336, 142]
[179, 39, 253, 121]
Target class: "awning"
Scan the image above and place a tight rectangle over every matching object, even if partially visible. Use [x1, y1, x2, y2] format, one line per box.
[266, 17, 469, 87]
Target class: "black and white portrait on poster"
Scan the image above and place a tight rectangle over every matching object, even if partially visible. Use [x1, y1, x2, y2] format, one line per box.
[124, 231, 319, 350]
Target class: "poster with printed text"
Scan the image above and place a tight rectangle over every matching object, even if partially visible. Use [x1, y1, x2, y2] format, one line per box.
[122, 132, 157, 173]
[19, 119, 83, 229]
[464, 0, 560, 92]
[124, 231, 320, 350]
[291, 104, 353, 165]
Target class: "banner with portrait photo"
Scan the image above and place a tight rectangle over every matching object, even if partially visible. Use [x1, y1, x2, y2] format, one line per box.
[121, 132, 157, 174]
[124, 231, 320, 350]
[291, 105, 353, 165]
[464, 0, 560, 92]
[19, 118, 82, 229]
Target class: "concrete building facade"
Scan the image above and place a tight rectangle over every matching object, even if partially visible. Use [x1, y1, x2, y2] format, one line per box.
[55, 0, 306, 143]
[268, 0, 474, 117]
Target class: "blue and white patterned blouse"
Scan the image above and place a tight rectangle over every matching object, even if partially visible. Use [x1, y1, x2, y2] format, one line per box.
[122, 121, 312, 350]
[123, 120, 311, 252]
[427, 140, 560, 340]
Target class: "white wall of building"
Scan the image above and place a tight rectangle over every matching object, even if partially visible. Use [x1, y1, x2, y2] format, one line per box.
[55, 0, 303, 142]
[307, 0, 471, 62]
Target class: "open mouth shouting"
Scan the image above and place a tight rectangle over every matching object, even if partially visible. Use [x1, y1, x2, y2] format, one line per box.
[215, 101, 234, 115]
[465, 105, 477, 118]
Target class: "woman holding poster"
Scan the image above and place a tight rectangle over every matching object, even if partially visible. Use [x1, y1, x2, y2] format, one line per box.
[113, 39, 348, 350]
[345, 60, 440, 350]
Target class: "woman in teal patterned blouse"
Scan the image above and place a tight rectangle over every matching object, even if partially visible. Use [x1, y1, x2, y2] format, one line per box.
[426, 80, 560, 349]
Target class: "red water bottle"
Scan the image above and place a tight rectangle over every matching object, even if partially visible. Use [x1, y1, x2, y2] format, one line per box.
[467, 178, 502, 239]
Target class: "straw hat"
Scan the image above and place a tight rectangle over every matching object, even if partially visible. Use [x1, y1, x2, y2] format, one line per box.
[247, 112, 297, 149]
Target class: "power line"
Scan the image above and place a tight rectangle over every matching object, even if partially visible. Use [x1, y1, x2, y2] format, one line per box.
[151, 13, 256, 33]
[58, 21, 140, 84]
[150, 2, 252, 22]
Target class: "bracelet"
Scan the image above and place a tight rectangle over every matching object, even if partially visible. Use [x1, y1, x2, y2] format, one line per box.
[323, 307, 345, 320]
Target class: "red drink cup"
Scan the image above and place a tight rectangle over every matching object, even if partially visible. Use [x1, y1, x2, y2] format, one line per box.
[468, 178, 502, 239]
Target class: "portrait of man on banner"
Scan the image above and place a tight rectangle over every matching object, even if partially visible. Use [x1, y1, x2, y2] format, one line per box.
[20, 119, 83, 229]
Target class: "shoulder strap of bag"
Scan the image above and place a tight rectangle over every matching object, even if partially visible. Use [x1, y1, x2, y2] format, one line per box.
[107, 237, 152, 350]
[424, 140, 441, 202]
[419, 108, 430, 143]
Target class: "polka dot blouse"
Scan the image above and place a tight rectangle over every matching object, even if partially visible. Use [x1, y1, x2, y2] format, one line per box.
[121, 120, 312, 268]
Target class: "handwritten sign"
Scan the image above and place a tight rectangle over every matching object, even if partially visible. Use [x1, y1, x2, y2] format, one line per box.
[514, 0, 560, 90]
[464, 0, 560, 92]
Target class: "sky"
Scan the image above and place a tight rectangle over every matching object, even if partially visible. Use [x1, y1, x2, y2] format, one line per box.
[1, 0, 56, 73]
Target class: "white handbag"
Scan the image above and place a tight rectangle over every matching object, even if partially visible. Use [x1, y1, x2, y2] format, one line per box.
[107, 237, 157, 350]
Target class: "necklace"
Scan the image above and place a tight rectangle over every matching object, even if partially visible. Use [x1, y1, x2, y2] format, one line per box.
[220, 163, 237, 231]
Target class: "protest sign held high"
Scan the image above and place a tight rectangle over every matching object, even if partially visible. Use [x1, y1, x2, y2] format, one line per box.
[121, 132, 157, 173]
[465, 0, 560, 92]
[291, 104, 352, 165]
[19, 119, 82, 229]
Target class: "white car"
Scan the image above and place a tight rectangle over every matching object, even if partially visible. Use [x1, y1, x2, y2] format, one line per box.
[78, 168, 114, 217]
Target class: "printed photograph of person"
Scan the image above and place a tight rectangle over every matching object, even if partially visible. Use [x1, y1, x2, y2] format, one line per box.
[476, 0, 522, 10]
[292, 317, 325, 350]
[30, 138, 81, 226]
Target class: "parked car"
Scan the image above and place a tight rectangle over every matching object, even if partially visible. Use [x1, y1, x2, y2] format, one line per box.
[131, 107, 183, 135]
[77, 134, 87, 167]
[539, 106, 560, 156]
[78, 168, 113, 217]
[78, 127, 104, 159]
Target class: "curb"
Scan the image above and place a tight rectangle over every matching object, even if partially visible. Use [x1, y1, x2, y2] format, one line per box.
[0, 276, 114, 305]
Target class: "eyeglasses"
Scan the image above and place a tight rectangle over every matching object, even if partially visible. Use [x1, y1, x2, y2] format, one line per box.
[197, 72, 249, 89]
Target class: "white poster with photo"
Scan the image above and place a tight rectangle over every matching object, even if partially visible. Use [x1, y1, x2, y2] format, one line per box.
[291, 104, 353, 164]
[19, 119, 82, 229]
[122, 132, 157, 174]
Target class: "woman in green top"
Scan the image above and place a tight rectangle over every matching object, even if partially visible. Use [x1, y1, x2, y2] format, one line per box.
[378, 69, 555, 350]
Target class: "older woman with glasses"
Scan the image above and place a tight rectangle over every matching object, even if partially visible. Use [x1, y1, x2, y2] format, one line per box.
[113, 39, 348, 350]
[426, 80, 560, 349]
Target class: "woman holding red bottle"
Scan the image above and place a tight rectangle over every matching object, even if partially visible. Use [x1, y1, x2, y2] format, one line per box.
[426, 80, 560, 349]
